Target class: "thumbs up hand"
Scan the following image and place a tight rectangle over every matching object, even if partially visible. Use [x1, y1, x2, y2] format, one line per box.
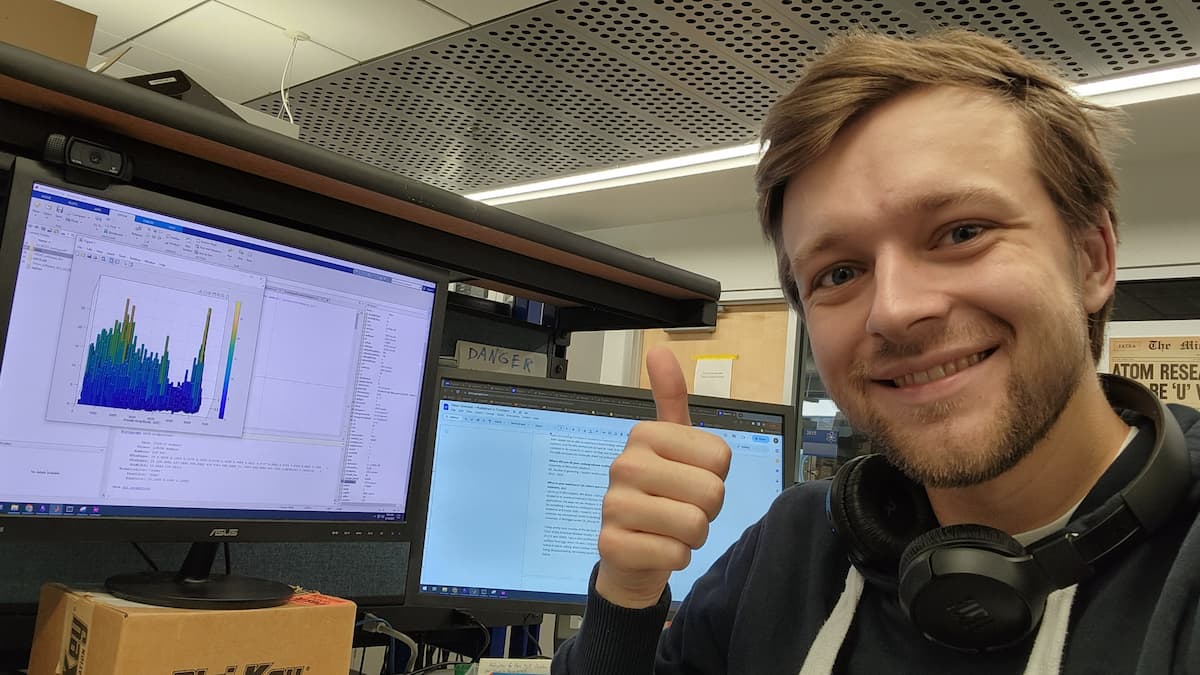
[594, 346, 733, 608]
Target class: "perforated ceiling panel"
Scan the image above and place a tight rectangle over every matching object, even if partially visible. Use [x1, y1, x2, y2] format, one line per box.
[248, 0, 1200, 194]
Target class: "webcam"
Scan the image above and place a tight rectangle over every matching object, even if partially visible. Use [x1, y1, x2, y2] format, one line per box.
[67, 139, 124, 176]
[44, 134, 133, 188]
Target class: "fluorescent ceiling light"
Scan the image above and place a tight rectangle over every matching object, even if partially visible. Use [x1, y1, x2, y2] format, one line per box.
[465, 143, 761, 204]
[1071, 62, 1200, 98]
[468, 62, 1200, 205]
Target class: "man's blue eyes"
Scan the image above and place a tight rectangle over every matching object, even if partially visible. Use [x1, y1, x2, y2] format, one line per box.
[824, 267, 856, 287]
[810, 223, 987, 292]
[947, 224, 984, 244]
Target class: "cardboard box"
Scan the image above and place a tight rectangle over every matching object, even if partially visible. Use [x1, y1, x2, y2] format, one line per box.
[0, 0, 97, 67]
[27, 583, 356, 675]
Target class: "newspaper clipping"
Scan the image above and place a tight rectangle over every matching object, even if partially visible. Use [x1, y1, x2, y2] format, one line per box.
[1107, 336, 1200, 406]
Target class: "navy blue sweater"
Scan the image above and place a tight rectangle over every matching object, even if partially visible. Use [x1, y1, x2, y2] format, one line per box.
[552, 405, 1200, 674]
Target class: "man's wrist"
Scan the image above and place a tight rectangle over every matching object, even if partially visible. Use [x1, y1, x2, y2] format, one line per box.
[595, 565, 668, 609]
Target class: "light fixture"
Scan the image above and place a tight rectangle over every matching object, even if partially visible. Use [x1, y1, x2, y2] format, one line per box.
[464, 143, 762, 205]
[1071, 61, 1200, 104]
[467, 62, 1200, 205]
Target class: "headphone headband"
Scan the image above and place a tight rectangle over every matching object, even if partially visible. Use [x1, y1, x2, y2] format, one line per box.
[1022, 374, 1190, 587]
[1101, 374, 1191, 531]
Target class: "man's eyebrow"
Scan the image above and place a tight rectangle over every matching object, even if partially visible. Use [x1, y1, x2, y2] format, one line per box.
[789, 232, 856, 272]
[787, 186, 1012, 269]
[902, 186, 1012, 215]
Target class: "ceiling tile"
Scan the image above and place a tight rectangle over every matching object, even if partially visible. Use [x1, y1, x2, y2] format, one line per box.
[219, 0, 467, 62]
[426, 0, 550, 25]
[124, 1, 354, 102]
[87, 29, 125, 58]
[59, 0, 204, 52]
[86, 43, 150, 79]
[96, 61, 152, 80]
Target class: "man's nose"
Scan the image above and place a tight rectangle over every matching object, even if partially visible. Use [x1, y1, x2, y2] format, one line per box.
[865, 249, 952, 342]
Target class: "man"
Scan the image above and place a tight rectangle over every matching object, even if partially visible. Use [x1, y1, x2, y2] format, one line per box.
[551, 29, 1200, 674]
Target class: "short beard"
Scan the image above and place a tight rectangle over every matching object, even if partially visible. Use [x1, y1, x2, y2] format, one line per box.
[837, 317, 1089, 489]
[869, 365, 1081, 488]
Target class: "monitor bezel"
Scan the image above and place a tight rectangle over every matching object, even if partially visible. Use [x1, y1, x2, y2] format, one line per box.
[406, 365, 798, 616]
[0, 158, 448, 544]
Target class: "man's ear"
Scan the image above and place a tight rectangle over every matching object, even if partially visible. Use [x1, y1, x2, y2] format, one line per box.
[1078, 208, 1117, 314]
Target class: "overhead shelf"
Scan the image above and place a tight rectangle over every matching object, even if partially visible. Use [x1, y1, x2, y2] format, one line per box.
[0, 43, 720, 332]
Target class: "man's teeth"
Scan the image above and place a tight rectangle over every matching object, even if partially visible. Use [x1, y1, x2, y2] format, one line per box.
[893, 352, 986, 388]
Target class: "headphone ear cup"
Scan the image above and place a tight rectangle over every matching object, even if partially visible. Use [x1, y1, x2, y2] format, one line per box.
[899, 523, 1026, 574]
[828, 454, 939, 578]
[899, 524, 1049, 652]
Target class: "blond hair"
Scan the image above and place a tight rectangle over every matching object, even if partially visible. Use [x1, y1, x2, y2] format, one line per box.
[755, 29, 1125, 362]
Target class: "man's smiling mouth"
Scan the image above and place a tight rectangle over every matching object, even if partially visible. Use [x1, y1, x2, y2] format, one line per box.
[884, 348, 998, 388]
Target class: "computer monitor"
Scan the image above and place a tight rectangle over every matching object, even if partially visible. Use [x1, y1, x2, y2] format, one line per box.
[0, 160, 446, 608]
[408, 368, 794, 614]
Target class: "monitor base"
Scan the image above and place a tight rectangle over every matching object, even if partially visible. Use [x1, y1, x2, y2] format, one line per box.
[106, 571, 294, 610]
[105, 541, 294, 609]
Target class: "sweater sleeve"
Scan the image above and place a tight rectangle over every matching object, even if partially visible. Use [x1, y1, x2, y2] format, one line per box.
[551, 564, 671, 675]
[1134, 404, 1200, 674]
[654, 519, 762, 672]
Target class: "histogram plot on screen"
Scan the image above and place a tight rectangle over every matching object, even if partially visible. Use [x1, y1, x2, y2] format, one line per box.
[78, 297, 211, 413]
[45, 236, 264, 437]
[77, 277, 228, 416]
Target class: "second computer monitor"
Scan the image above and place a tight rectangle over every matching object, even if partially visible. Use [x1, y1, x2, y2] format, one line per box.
[409, 367, 794, 614]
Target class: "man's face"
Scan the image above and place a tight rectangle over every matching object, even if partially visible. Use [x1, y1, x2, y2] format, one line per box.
[780, 86, 1108, 488]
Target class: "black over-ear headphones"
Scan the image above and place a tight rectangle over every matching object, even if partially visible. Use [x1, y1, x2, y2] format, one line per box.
[826, 374, 1191, 652]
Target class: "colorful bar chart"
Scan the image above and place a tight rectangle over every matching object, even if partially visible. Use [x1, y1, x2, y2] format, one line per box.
[78, 298, 211, 414]
[218, 300, 242, 419]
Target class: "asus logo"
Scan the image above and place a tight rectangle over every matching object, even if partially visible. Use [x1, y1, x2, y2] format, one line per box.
[209, 528, 239, 537]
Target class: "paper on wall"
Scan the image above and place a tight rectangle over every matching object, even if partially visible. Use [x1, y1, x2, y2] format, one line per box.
[694, 354, 735, 398]
[1108, 336, 1200, 406]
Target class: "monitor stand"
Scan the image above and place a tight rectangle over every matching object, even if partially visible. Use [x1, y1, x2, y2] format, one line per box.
[105, 542, 294, 610]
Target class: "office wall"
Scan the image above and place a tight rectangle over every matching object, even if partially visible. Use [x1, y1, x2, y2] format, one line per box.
[565, 329, 642, 387]
[1113, 154, 1199, 269]
[564, 330, 605, 383]
[639, 303, 793, 404]
[585, 212, 779, 295]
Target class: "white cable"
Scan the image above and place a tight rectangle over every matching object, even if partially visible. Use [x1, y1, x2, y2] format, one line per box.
[277, 35, 299, 123]
[362, 613, 419, 673]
